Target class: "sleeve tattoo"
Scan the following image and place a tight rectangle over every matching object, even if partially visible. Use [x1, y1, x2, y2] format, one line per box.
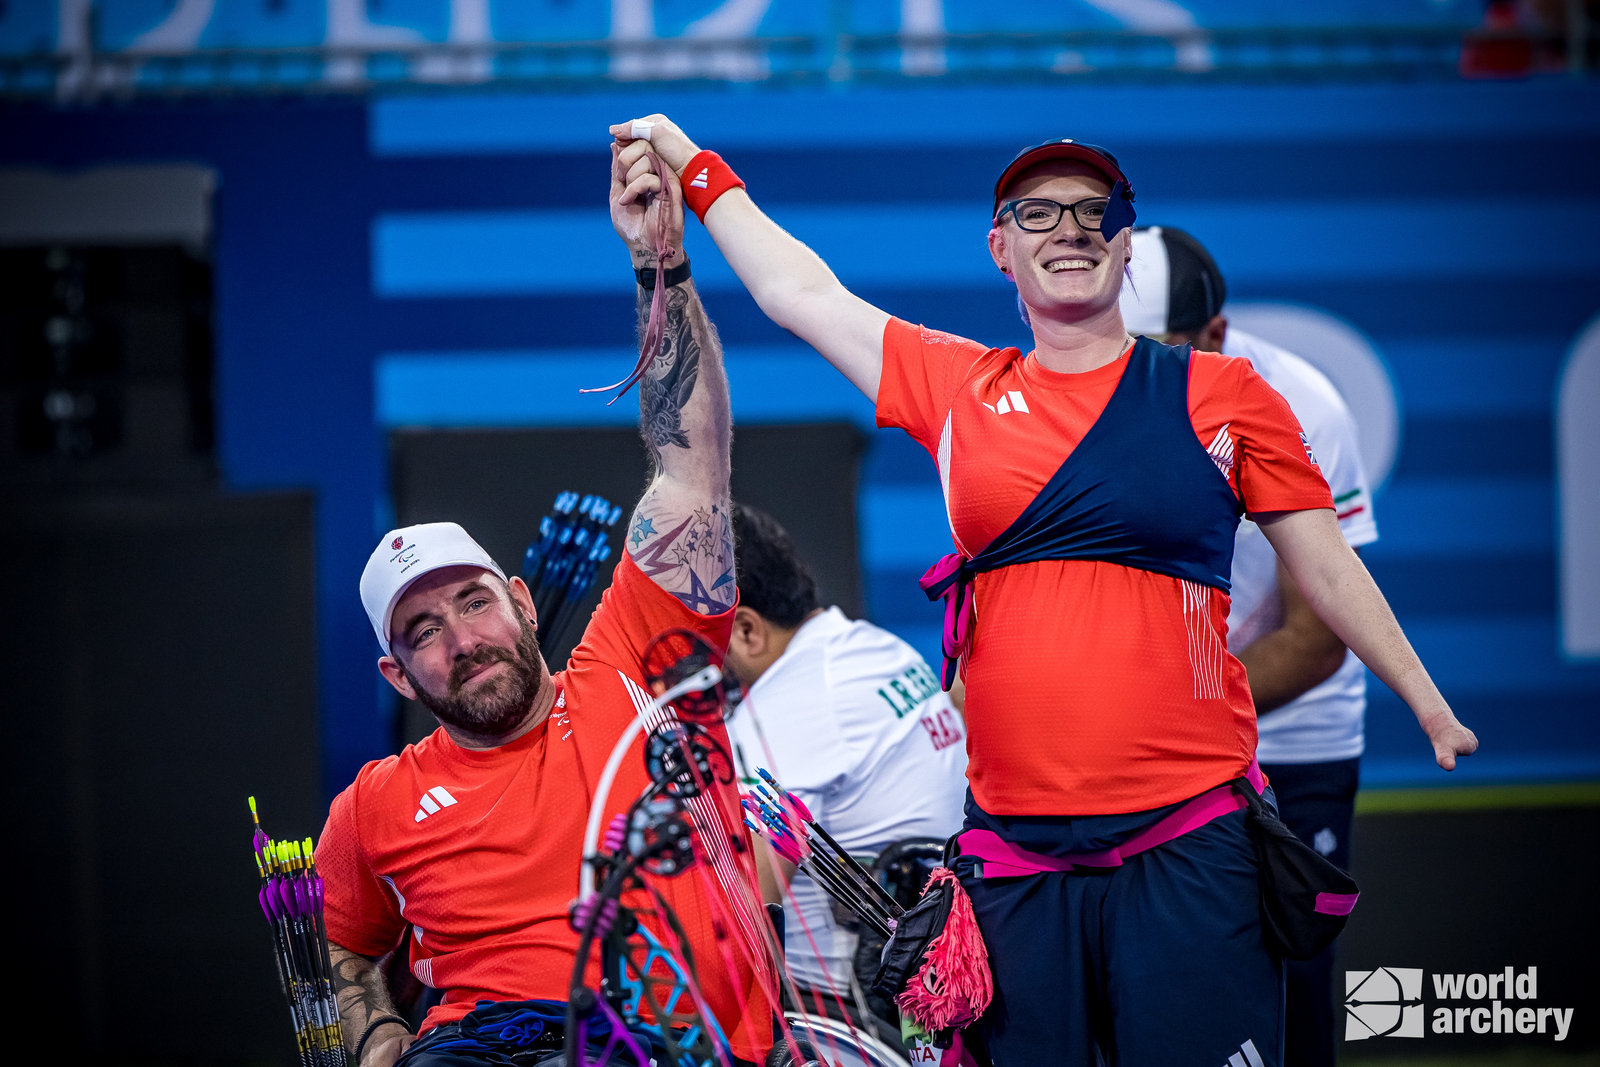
[640, 286, 699, 457]
[330, 942, 407, 1052]
[629, 283, 736, 615]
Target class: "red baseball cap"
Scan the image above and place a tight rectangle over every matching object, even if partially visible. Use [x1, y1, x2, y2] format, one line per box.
[992, 139, 1135, 220]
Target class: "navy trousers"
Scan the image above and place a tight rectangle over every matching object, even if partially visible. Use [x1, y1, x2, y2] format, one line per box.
[956, 788, 1285, 1067]
[394, 1000, 656, 1067]
[1258, 759, 1360, 1067]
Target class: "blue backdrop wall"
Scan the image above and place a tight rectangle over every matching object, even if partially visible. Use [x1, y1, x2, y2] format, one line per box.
[7, 78, 1597, 798]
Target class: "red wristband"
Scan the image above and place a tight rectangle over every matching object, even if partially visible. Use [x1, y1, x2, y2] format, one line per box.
[680, 150, 745, 224]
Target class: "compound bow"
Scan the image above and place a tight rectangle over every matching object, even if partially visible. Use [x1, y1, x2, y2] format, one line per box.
[563, 630, 766, 1067]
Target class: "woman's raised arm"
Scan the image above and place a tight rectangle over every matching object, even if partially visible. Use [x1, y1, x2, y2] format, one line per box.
[611, 115, 890, 402]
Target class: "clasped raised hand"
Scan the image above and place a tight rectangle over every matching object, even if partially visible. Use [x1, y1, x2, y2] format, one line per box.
[609, 139, 685, 269]
[609, 114, 701, 173]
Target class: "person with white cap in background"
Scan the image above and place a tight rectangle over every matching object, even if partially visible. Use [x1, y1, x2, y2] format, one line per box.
[309, 140, 775, 1066]
[1121, 225, 1379, 1067]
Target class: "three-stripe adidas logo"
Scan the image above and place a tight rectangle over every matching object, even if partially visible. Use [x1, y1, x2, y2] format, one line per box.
[1223, 1038, 1267, 1067]
[414, 785, 458, 823]
[982, 390, 1030, 415]
[690, 168, 710, 189]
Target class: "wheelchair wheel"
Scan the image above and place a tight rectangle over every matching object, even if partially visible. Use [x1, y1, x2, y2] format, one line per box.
[770, 1012, 907, 1067]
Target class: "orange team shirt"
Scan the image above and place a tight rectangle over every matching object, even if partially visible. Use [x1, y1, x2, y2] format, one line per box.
[317, 552, 772, 1060]
[877, 318, 1334, 816]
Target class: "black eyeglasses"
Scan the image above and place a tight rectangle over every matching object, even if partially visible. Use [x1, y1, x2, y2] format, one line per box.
[997, 196, 1111, 233]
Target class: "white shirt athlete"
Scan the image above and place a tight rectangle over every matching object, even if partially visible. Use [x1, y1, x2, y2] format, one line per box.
[1223, 329, 1380, 763]
[725, 607, 969, 991]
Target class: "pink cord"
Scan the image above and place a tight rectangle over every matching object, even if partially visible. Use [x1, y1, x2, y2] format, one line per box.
[583, 147, 679, 403]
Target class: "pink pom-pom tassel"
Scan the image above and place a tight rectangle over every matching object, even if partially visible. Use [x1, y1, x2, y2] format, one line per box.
[895, 868, 993, 1033]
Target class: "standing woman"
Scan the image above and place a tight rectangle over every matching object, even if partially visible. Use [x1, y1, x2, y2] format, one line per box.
[611, 119, 1476, 1066]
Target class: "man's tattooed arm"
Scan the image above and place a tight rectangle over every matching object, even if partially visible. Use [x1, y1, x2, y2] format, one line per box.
[330, 941, 413, 1065]
[628, 280, 735, 614]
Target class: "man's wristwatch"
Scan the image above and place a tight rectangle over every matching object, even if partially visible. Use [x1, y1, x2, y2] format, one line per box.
[635, 258, 691, 290]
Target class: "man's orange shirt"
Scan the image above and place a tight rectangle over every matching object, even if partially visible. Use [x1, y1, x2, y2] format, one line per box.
[877, 319, 1334, 816]
[317, 553, 771, 1059]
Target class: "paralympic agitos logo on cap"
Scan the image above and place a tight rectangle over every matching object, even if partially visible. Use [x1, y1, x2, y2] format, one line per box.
[389, 537, 419, 573]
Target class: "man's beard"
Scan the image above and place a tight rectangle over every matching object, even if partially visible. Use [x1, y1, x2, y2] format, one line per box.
[406, 614, 547, 739]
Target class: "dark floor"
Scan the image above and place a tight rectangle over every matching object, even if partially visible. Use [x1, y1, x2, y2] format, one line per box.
[1334, 803, 1598, 1064]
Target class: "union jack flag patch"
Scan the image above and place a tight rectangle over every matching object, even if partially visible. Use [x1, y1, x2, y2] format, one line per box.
[1299, 431, 1321, 468]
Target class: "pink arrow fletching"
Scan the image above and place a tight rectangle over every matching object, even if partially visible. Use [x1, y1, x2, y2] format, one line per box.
[769, 833, 803, 865]
[784, 790, 815, 823]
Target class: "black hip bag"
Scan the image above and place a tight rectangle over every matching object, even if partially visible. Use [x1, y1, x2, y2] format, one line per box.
[1233, 776, 1360, 961]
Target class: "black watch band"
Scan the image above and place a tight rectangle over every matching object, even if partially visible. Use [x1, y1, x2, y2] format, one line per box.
[636, 258, 691, 290]
[354, 1014, 411, 1063]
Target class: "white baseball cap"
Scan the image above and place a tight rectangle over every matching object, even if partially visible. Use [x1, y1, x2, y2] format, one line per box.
[1120, 226, 1171, 338]
[360, 522, 507, 654]
[1119, 225, 1228, 338]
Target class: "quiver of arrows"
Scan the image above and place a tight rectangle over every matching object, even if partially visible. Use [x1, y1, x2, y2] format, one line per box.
[248, 798, 347, 1067]
[523, 491, 624, 652]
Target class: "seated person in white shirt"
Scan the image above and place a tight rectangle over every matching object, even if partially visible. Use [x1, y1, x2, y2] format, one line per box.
[1122, 226, 1381, 1067]
[722, 504, 969, 1045]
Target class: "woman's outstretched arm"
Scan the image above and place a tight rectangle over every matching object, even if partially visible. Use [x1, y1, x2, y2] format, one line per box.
[1257, 507, 1479, 770]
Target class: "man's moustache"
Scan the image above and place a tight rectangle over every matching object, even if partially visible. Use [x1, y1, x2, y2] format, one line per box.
[449, 646, 518, 693]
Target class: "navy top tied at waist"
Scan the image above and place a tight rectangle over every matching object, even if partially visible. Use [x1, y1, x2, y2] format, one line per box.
[920, 338, 1243, 688]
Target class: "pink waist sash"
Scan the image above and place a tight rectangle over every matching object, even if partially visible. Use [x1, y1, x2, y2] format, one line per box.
[959, 760, 1267, 878]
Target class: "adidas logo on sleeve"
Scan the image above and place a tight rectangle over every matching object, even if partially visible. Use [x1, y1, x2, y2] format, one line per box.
[414, 785, 458, 822]
[690, 168, 710, 189]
